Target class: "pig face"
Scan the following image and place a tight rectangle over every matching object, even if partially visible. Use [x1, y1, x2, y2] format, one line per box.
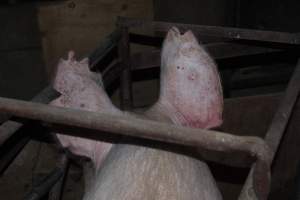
[51, 51, 121, 170]
[52, 51, 118, 114]
[158, 27, 223, 129]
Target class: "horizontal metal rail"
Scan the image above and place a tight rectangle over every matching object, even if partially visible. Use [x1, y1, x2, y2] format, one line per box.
[117, 17, 300, 45]
[130, 42, 283, 70]
[0, 87, 59, 175]
[0, 86, 59, 146]
[0, 96, 271, 199]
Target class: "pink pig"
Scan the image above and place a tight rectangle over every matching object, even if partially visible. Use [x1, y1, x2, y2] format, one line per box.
[51, 51, 122, 169]
[51, 27, 223, 200]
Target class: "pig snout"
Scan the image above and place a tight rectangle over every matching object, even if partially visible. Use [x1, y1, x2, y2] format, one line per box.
[157, 27, 223, 129]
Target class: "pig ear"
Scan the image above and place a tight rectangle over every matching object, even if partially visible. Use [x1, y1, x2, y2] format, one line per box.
[165, 27, 180, 42]
[52, 58, 71, 94]
[67, 50, 76, 61]
[80, 57, 89, 65]
[182, 30, 198, 43]
[170, 26, 180, 34]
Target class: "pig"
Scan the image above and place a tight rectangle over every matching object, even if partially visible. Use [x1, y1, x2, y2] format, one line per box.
[51, 27, 223, 200]
[51, 51, 122, 170]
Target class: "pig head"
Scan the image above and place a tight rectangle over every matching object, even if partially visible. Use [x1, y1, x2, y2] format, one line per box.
[51, 27, 224, 199]
[51, 51, 122, 169]
[154, 27, 223, 128]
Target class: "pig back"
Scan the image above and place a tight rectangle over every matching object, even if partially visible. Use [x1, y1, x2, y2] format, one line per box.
[83, 143, 222, 200]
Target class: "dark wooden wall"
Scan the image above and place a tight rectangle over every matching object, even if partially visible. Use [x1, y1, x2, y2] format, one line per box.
[154, 0, 300, 33]
[0, 4, 47, 100]
[238, 0, 300, 32]
[153, 0, 237, 26]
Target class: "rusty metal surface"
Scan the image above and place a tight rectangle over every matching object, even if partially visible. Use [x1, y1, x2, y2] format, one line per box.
[0, 95, 272, 200]
[239, 60, 300, 200]
[117, 17, 300, 45]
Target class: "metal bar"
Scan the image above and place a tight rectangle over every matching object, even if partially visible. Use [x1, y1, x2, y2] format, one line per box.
[118, 27, 133, 110]
[0, 87, 59, 175]
[48, 154, 69, 200]
[23, 167, 64, 200]
[129, 33, 163, 46]
[130, 43, 282, 70]
[0, 86, 59, 146]
[0, 97, 270, 161]
[102, 60, 124, 88]
[239, 59, 300, 200]
[88, 29, 121, 70]
[0, 133, 29, 174]
[0, 96, 271, 199]
[117, 17, 300, 45]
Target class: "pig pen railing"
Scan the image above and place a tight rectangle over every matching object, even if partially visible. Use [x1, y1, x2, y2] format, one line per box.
[1, 17, 300, 200]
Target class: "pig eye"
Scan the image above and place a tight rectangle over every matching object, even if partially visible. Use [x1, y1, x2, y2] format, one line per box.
[177, 66, 180, 69]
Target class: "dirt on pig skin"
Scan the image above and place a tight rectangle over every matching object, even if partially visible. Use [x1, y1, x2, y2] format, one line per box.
[52, 27, 223, 200]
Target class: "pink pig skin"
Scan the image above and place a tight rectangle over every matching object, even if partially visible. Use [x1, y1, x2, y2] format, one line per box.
[50, 51, 122, 170]
[84, 29, 223, 200]
[52, 27, 224, 200]
[153, 27, 223, 129]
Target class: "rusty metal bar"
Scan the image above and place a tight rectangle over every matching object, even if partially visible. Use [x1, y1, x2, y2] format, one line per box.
[88, 29, 121, 70]
[48, 154, 69, 200]
[239, 59, 300, 200]
[0, 87, 59, 175]
[102, 60, 124, 88]
[130, 43, 282, 70]
[0, 133, 29, 175]
[24, 167, 64, 200]
[117, 17, 300, 45]
[0, 96, 271, 199]
[0, 86, 59, 146]
[118, 27, 133, 110]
